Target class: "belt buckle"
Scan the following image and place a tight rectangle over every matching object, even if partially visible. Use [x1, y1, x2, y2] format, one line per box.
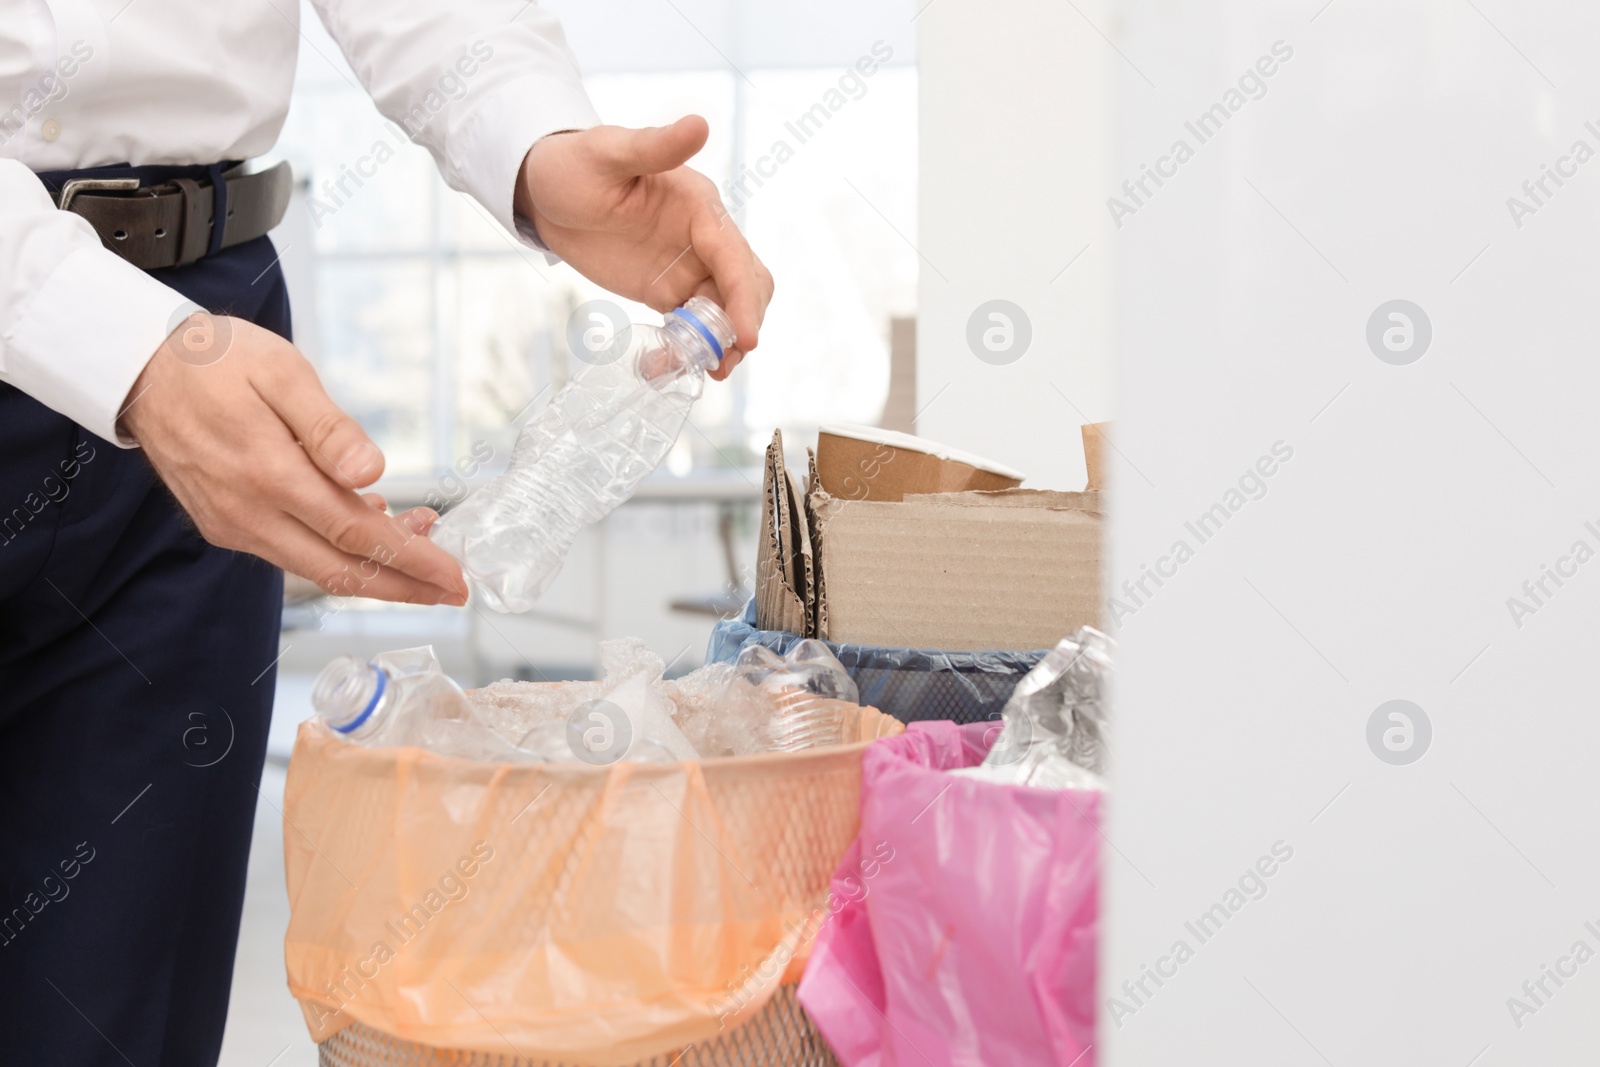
[58, 177, 140, 213]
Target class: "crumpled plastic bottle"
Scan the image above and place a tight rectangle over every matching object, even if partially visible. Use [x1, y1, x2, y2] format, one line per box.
[956, 626, 1112, 790]
[722, 640, 861, 752]
[429, 297, 736, 613]
[311, 646, 534, 760]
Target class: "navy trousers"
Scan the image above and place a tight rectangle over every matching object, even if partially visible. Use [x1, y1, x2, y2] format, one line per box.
[0, 165, 287, 1066]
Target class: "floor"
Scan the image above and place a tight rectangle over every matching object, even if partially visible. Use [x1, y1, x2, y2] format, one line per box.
[216, 677, 321, 1067]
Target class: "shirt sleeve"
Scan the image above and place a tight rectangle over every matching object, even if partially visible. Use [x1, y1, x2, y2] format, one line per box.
[309, 0, 602, 245]
[0, 161, 191, 446]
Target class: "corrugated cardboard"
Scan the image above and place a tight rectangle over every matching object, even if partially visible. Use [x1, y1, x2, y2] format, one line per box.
[754, 431, 813, 636]
[752, 431, 1104, 652]
[815, 424, 1024, 502]
[806, 449, 828, 640]
[808, 486, 1102, 651]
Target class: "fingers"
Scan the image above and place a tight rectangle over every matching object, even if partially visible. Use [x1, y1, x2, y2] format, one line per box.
[282, 475, 466, 600]
[688, 279, 746, 381]
[247, 357, 466, 599]
[251, 511, 464, 606]
[248, 352, 463, 599]
[395, 506, 440, 536]
[253, 356, 385, 489]
[602, 115, 709, 177]
[275, 485, 455, 604]
[362, 495, 442, 537]
[129, 316, 470, 609]
[689, 201, 772, 355]
[709, 349, 743, 381]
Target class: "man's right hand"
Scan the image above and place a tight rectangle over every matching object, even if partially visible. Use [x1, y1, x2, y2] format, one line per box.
[120, 314, 468, 606]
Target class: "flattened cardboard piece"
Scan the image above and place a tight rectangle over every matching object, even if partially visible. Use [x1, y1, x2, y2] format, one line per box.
[1082, 422, 1110, 490]
[805, 448, 827, 640]
[815, 424, 1024, 503]
[755, 431, 809, 636]
[810, 486, 1102, 652]
[786, 461, 816, 637]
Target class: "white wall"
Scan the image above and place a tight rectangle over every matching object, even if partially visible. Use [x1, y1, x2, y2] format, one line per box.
[924, 0, 1600, 1057]
[917, 0, 1112, 490]
[1106, 1, 1600, 1062]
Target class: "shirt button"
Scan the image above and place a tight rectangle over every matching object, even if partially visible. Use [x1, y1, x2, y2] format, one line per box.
[41, 119, 61, 142]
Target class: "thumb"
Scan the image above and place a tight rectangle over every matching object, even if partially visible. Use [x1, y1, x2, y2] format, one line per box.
[603, 115, 709, 177]
[257, 355, 386, 489]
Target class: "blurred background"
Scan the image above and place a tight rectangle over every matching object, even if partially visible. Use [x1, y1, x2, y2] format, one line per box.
[263, 0, 919, 710]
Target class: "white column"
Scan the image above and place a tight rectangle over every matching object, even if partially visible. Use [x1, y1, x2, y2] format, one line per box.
[916, 0, 1112, 489]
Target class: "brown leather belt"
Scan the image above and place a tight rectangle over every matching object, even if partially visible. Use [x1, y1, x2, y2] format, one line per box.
[52, 161, 293, 271]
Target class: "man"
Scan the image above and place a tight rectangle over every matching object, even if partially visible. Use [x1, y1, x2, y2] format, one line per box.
[0, 3, 772, 1063]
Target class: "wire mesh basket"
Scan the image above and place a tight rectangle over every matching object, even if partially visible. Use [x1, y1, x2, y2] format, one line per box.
[317, 984, 839, 1067]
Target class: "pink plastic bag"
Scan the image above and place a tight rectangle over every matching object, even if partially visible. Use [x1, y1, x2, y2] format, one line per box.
[797, 721, 1099, 1067]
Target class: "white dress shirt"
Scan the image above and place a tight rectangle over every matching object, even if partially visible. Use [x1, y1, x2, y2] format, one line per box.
[0, 0, 599, 444]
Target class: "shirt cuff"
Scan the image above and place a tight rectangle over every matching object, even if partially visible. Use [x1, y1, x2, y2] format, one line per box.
[451, 71, 601, 255]
[8, 243, 188, 447]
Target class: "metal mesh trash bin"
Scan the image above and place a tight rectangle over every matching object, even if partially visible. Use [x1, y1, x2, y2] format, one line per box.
[318, 985, 837, 1067]
[283, 692, 901, 1066]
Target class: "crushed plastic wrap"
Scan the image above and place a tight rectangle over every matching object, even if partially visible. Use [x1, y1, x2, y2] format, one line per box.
[467, 638, 697, 762]
[953, 626, 1112, 790]
[462, 637, 865, 762]
[663, 661, 749, 756]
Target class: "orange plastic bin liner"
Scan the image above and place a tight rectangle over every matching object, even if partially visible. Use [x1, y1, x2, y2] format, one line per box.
[282, 699, 902, 1066]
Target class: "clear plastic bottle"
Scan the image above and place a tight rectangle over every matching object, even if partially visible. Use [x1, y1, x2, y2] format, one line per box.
[727, 641, 861, 752]
[311, 646, 528, 759]
[430, 297, 737, 613]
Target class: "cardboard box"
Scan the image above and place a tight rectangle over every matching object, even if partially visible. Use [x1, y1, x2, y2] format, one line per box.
[755, 431, 1103, 651]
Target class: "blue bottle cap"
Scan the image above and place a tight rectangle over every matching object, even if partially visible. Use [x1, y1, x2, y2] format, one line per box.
[333, 665, 386, 734]
[673, 305, 724, 364]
